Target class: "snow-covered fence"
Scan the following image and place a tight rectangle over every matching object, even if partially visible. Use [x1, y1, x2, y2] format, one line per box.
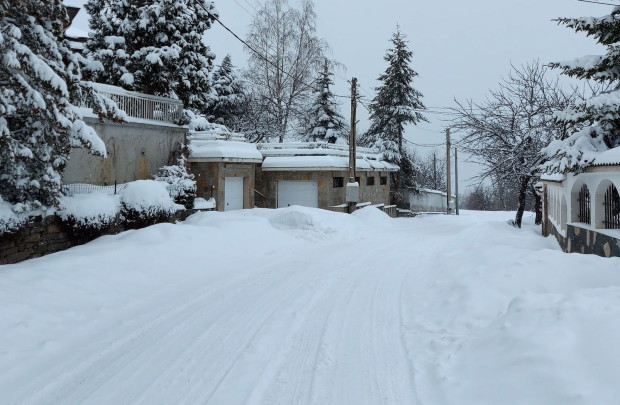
[409, 188, 453, 213]
[62, 183, 127, 196]
[89, 83, 183, 124]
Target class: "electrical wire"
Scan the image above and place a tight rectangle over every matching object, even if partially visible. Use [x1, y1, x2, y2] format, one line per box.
[577, 0, 618, 5]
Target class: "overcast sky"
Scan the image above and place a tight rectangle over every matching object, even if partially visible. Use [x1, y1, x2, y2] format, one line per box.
[205, 0, 607, 189]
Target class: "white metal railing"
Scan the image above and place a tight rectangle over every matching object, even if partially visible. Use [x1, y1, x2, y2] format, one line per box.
[88, 82, 184, 124]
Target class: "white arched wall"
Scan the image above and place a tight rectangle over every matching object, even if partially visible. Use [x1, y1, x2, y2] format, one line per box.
[594, 179, 617, 229]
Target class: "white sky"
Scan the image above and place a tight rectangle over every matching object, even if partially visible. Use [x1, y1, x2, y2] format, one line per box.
[205, 0, 607, 190]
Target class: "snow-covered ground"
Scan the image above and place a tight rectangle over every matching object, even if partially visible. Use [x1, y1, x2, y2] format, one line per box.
[1, 207, 619, 404]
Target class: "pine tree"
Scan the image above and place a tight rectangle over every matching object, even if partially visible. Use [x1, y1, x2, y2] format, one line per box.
[85, 0, 218, 112]
[0, 0, 123, 212]
[206, 55, 246, 129]
[542, 7, 620, 174]
[360, 27, 427, 190]
[304, 59, 347, 143]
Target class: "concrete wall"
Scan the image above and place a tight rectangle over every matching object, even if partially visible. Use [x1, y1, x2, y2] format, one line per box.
[409, 189, 450, 212]
[255, 169, 391, 209]
[188, 161, 256, 211]
[63, 117, 187, 184]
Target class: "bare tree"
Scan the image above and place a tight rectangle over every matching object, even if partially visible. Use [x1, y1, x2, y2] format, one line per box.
[244, 0, 327, 142]
[451, 61, 577, 227]
[410, 149, 447, 191]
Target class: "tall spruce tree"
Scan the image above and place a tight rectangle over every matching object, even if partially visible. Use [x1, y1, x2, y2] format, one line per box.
[304, 59, 347, 143]
[360, 27, 427, 193]
[85, 0, 218, 113]
[0, 0, 123, 212]
[541, 7, 620, 174]
[206, 55, 246, 129]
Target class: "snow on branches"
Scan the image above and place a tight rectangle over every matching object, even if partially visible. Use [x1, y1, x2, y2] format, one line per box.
[0, 0, 124, 213]
[85, 0, 218, 112]
[543, 7, 620, 174]
[303, 59, 347, 144]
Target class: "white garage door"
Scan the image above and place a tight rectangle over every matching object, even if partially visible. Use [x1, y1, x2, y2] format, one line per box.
[224, 177, 244, 211]
[277, 181, 318, 208]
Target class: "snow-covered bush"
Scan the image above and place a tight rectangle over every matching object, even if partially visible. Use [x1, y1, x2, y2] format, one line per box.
[0, 198, 28, 235]
[57, 193, 120, 237]
[153, 160, 197, 209]
[120, 181, 177, 228]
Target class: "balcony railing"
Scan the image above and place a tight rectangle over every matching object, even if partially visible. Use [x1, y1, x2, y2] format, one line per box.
[88, 82, 184, 124]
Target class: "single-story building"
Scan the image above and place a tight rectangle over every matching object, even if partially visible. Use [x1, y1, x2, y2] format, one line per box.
[255, 142, 397, 209]
[187, 137, 398, 212]
[187, 128, 263, 211]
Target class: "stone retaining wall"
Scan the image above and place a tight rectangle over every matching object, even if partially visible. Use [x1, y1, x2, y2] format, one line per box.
[0, 209, 210, 265]
[548, 221, 620, 258]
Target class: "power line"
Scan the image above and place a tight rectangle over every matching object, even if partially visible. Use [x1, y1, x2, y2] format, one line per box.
[230, 0, 255, 18]
[577, 0, 619, 5]
[240, 0, 261, 14]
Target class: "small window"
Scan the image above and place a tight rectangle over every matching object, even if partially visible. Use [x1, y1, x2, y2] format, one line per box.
[380, 176, 387, 185]
[366, 176, 375, 186]
[355, 176, 360, 184]
[333, 177, 344, 188]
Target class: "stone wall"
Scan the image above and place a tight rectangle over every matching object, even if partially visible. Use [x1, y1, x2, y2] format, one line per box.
[548, 221, 620, 258]
[0, 209, 210, 265]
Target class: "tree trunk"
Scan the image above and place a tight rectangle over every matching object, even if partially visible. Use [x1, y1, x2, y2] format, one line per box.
[514, 176, 531, 228]
[532, 183, 542, 225]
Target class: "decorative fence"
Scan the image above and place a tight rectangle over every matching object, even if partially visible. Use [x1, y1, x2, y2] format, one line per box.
[543, 168, 620, 257]
[88, 82, 184, 124]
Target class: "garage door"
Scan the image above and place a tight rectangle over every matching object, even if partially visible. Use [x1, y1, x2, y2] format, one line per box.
[277, 180, 318, 208]
[224, 177, 244, 211]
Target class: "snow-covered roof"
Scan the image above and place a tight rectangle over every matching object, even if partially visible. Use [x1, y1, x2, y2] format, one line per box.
[258, 142, 399, 172]
[63, 0, 89, 39]
[592, 147, 620, 167]
[188, 130, 263, 162]
[263, 156, 374, 171]
[540, 173, 566, 182]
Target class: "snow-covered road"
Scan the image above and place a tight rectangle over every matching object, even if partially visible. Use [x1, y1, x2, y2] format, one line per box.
[2, 207, 620, 404]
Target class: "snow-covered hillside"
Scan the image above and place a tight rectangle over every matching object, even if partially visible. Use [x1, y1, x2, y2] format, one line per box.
[1, 207, 619, 404]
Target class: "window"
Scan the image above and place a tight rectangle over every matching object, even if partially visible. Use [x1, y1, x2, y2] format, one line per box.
[355, 176, 360, 184]
[366, 176, 375, 186]
[603, 184, 620, 229]
[577, 184, 591, 224]
[380, 176, 387, 185]
[333, 177, 344, 188]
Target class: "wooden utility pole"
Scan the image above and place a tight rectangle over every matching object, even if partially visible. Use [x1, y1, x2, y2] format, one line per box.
[347, 78, 359, 213]
[445, 128, 452, 214]
[349, 77, 357, 182]
[433, 153, 437, 190]
[454, 147, 459, 215]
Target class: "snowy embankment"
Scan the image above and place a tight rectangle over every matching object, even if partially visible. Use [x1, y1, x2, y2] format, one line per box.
[1, 207, 619, 404]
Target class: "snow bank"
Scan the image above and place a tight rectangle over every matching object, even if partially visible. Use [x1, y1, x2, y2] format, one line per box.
[57, 193, 119, 228]
[351, 206, 392, 225]
[120, 180, 177, 216]
[193, 197, 216, 209]
[268, 205, 363, 238]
